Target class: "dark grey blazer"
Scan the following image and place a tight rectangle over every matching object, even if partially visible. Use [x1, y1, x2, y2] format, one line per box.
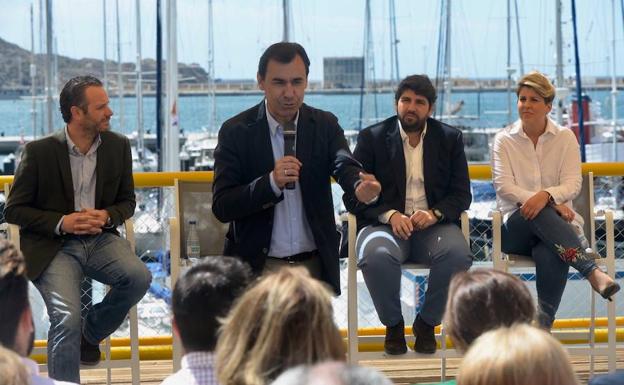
[4, 129, 136, 280]
[212, 101, 362, 294]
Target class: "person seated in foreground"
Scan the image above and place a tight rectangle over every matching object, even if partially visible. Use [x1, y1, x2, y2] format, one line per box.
[160, 256, 252, 385]
[457, 324, 580, 385]
[420, 268, 536, 385]
[270, 361, 393, 385]
[444, 268, 535, 353]
[215, 267, 345, 385]
[0, 344, 31, 385]
[0, 239, 76, 385]
[491, 71, 619, 328]
[589, 371, 624, 385]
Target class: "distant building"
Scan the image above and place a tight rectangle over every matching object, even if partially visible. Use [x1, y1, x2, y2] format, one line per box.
[323, 57, 363, 89]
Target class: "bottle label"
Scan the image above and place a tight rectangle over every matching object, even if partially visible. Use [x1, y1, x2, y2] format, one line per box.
[187, 245, 201, 258]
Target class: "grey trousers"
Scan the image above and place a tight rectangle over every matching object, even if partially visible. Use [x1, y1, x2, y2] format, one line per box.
[356, 223, 472, 327]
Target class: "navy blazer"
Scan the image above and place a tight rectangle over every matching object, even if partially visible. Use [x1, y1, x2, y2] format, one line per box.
[212, 101, 363, 294]
[344, 116, 471, 230]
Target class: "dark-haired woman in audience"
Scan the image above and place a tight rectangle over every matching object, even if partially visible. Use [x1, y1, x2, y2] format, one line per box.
[421, 268, 536, 385]
[491, 71, 619, 328]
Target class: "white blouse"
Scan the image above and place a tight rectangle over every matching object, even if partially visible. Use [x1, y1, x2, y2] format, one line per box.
[491, 117, 583, 229]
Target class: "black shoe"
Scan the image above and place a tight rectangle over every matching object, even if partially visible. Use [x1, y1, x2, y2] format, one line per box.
[384, 321, 407, 355]
[80, 335, 101, 366]
[412, 314, 436, 354]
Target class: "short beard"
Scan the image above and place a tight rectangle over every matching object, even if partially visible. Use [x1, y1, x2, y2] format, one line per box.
[399, 116, 426, 133]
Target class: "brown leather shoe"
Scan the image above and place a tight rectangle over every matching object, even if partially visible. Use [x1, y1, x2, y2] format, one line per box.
[384, 320, 407, 355]
[412, 314, 436, 354]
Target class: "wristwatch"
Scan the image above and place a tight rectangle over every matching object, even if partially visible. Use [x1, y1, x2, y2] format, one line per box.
[432, 208, 444, 223]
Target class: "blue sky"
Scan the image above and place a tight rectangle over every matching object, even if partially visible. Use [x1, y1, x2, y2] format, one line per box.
[0, 0, 622, 82]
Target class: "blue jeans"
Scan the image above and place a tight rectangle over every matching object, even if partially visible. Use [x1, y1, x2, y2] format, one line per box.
[33, 232, 151, 383]
[356, 223, 472, 327]
[502, 206, 597, 328]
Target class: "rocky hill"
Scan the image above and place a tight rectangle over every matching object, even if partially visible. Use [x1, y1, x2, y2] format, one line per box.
[0, 36, 209, 91]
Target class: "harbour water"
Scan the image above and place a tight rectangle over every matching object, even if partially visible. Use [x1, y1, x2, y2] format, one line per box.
[1, 89, 624, 140]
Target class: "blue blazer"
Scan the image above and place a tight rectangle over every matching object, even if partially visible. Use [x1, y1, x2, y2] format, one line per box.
[212, 101, 363, 294]
[344, 116, 471, 230]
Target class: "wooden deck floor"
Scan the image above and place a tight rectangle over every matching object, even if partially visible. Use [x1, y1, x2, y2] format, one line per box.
[77, 350, 624, 385]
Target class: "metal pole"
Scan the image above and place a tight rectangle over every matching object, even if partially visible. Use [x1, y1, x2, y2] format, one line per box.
[556, 0, 565, 125]
[103, 0, 108, 90]
[30, 4, 37, 139]
[506, 0, 512, 125]
[116, 0, 124, 130]
[444, 0, 452, 117]
[571, 0, 586, 162]
[207, 0, 216, 132]
[282, 0, 290, 42]
[513, 0, 525, 75]
[611, 0, 618, 162]
[45, 0, 53, 134]
[165, 0, 179, 171]
[135, 0, 144, 161]
[156, 0, 163, 171]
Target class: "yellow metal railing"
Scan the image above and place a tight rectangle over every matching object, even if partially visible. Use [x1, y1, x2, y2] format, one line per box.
[2, 162, 624, 191]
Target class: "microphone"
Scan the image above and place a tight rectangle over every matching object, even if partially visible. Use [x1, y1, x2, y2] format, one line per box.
[283, 121, 296, 190]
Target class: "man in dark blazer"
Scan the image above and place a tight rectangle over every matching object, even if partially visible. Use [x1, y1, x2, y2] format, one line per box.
[4, 76, 151, 383]
[344, 75, 472, 355]
[212, 42, 380, 294]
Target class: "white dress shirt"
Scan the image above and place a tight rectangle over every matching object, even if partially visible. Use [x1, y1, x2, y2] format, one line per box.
[22, 357, 77, 385]
[265, 102, 317, 257]
[491, 117, 584, 230]
[379, 121, 429, 223]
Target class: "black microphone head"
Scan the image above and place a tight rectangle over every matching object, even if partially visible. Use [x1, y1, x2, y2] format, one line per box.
[283, 121, 297, 158]
[283, 121, 296, 136]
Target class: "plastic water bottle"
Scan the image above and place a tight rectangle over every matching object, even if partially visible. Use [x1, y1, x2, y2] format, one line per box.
[186, 220, 201, 260]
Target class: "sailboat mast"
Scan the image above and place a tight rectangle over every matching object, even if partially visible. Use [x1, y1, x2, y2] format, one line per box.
[555, 0, 565, 125]
[30, 4, 37, 139]
[135, 0, 144, 161]
[389, 0, 400, 84]
[514, 0, 525, 75]
[103, 0, 108, 90]
[571, 0, 586, 162]
[611, 0, 618, 161]
[45, 0, 53, 134]
[116, 0, 124, 130]
[443, 0, 452, 117]
[207, 0, 216, 132]
[164, 0, 179, 171]
[282, 0, 291, 42]
[506, 0, 513, 125]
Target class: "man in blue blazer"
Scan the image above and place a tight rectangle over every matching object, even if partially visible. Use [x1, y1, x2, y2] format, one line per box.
[344, 75, 472, 355]
[212, 42, 380, 295]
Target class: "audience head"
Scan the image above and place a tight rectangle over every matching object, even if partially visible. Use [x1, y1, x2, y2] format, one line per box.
[0, 239, 34, 357]
[444, 268, 535, 352]
[0, 345, 30, 385]
[457, 324, 580, 385]
[270, 361, 393, 385]
[516, 71, 556, 105]
[216, 267, 345, 385]
[172, 256, 252, 352]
